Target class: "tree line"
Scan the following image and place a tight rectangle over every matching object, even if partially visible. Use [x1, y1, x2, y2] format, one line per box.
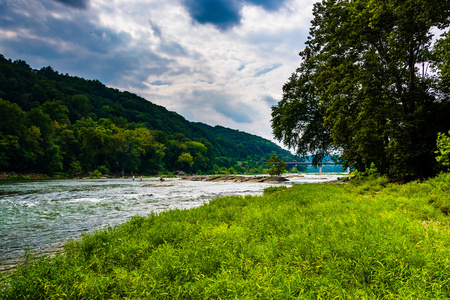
[1, 97, 208, 175]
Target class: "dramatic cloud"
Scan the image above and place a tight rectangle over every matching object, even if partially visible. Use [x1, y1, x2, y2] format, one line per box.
[182, 0, 242, 30]
[0, 0, 316, 143]
[181, 0, 288, 31]
[246, 0, 284, 11]
[53, 0, 90, 9]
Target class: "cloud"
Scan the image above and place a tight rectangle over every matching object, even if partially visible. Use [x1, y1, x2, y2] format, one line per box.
[213, 101, 253, 123]
[180, 0, 288, 31]
[158, 40, 187, 57]
[151, 80, 172, 86]
[0, 1, 173, 88]
[172, 89, 254, 124]
[181, 0, 242, 31]
[148, 20, 162, 39]
[261, 94, 278, 106]
[53, 0, 90, 10]
[245, 0, 284, 11]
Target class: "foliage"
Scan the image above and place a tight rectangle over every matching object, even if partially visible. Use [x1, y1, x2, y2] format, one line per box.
[0, 55, 295, 175]
[350, 162, 380, 180]
[266, 154, 287, 176]
[4, 174, 450, 298]
[271, 0, 450, 180]
[96, 165, 110, 175]
[177, 153, 194, 173]
[436, 131, 450, 170]
[89, 170, 102, 179]
[6, 174, 30, 180]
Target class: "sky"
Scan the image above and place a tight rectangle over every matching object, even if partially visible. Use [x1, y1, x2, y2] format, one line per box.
[0, 0, 316, 145]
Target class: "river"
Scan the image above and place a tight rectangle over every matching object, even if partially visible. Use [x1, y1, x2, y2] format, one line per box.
[0, 174, 339, 271]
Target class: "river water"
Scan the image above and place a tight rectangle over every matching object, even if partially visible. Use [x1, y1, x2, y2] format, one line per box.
[0, 174, 339, 271]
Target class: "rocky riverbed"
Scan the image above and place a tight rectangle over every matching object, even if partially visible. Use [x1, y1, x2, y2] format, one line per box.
[181, 175, 291, 183]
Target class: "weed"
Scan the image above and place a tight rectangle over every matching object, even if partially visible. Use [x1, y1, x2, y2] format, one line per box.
[263, 186, 289, 195]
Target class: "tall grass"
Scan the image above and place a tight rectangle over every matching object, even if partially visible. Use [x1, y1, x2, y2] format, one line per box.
[2, 174, 450, 298]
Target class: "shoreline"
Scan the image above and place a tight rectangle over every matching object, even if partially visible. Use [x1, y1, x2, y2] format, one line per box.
[1, 245, 65, 274]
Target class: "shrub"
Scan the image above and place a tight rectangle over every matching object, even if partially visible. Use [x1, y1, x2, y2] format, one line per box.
[96, 165, 110, 175]
[89, 170, 102, 179]
[436, 131, 450, 170]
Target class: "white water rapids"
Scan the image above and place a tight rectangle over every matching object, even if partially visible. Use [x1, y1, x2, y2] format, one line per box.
[0, 174, 340, 271]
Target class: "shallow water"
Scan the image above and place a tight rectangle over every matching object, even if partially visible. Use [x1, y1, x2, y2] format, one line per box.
[0, 174, 339, 270]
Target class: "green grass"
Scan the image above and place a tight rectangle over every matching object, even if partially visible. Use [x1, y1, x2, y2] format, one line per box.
[2, 174, 450, 298]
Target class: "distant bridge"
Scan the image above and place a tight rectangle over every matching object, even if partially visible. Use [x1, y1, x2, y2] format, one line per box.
[285, 162, 349, 173]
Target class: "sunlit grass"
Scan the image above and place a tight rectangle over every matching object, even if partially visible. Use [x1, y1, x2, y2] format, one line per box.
[2, 174, 450, 298]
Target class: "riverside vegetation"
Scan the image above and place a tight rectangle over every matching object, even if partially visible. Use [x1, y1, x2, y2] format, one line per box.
[3, 173, 450, 298]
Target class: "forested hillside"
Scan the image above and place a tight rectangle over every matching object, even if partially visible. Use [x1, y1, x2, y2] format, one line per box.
[194, 123, 294, 162]
[0, 54, 295, 176]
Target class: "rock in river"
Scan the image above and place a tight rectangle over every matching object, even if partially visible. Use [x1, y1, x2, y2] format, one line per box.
[181, 175, 289, 183]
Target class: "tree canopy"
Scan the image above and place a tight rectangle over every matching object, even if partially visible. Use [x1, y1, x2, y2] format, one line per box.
[266, 154, 288, 176]
[271, 0, 450, 180]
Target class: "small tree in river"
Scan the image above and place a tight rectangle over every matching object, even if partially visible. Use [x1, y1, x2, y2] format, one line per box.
[267, 154, 287, 176]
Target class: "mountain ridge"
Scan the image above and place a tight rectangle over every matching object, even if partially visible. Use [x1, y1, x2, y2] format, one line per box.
[0, 54, 295, 175]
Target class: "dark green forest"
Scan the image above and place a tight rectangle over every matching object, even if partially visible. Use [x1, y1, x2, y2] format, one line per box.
[272, 0, 450, 180]
[0, 54, 295, 176]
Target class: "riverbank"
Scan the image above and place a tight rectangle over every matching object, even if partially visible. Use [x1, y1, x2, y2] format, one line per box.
[2, 174, 450, 298]
[0, 172, 161, 181]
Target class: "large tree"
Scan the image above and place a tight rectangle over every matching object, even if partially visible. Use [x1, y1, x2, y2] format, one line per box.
[272, 0, 450, 179]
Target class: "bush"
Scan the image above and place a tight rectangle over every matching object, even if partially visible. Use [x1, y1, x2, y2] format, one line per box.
[89, 170, 102, 179]
[436, 131, 450, 170]
[96, 165, 110, 175]
[70, 160, 82, 174]
[350, 162, 380, 180]
[7, 174, 30, 180]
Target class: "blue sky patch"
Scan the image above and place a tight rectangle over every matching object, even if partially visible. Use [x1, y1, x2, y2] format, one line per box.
[254, 64, 282, 77]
